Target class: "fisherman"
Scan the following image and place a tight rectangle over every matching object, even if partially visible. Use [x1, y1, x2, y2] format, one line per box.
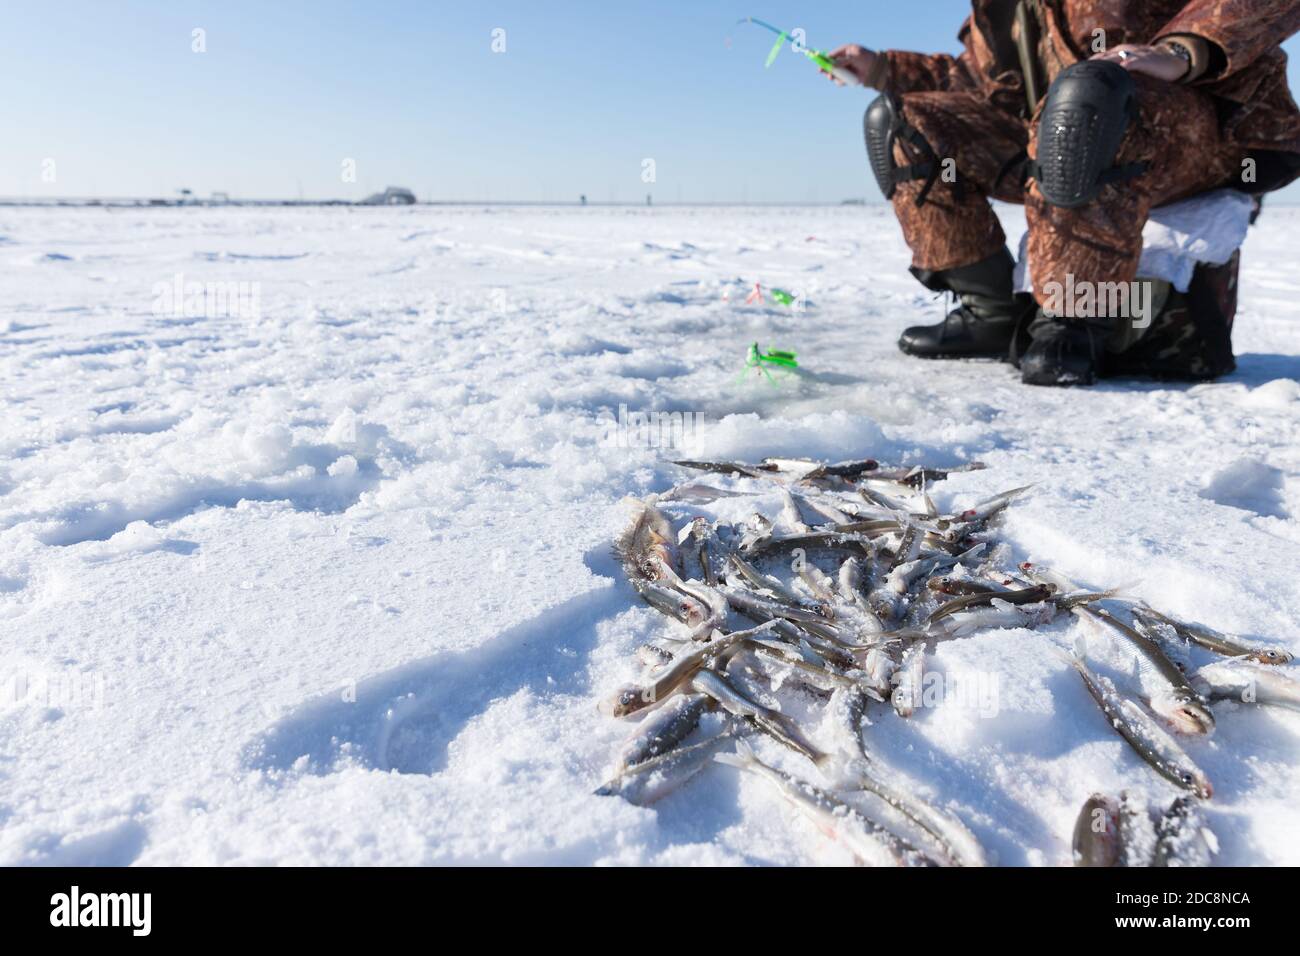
[828, 1, 1300, 385]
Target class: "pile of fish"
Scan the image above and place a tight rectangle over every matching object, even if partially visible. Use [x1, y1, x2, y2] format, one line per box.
[594, 455, 1298, 867]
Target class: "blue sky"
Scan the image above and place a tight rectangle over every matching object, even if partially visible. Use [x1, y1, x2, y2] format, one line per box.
[3, 1, 1299, 201]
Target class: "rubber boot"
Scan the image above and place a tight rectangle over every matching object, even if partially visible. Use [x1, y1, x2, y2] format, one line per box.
[1018, 309, 1108, 386]
[898, 248, 1033, 359]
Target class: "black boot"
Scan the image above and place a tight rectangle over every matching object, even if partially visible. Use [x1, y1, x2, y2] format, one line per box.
[1018, 310, 1107, 386]
[898, 249, 1033, 359]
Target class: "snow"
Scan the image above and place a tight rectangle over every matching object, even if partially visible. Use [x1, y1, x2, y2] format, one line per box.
[1, 203, 1298, 866]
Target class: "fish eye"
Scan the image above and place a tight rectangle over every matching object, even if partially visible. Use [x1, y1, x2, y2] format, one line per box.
[1180, 772, 1194, 784]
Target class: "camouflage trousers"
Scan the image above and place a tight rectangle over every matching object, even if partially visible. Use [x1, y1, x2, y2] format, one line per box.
[885, 74, 1245, 377]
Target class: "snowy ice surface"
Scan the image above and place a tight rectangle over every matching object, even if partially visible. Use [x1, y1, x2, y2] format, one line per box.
[1, 203, 1298, 866]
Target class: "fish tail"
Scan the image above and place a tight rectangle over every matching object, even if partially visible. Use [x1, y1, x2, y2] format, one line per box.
[712, 737, 758, 770]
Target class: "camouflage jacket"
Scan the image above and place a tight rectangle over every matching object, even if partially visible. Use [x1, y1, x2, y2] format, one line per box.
[881, 0, 1300, 154]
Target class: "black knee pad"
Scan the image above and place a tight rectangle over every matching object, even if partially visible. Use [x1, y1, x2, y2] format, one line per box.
[863, 93, 947, 206]
[864, 93, 905, 200]
[1029, 61, 1147, 208]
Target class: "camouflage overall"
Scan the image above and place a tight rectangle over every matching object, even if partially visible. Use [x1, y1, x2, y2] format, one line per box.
[873, 0, 1300, 378]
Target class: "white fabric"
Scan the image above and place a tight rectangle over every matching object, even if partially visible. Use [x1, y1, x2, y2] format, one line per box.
[1013, 188, 1254, 293]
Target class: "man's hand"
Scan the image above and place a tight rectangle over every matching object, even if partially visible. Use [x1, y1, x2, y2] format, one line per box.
[1090, 43, 1190, 82]
[826, 44, 881, 86]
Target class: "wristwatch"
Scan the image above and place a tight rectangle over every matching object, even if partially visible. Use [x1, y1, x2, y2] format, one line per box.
[1156, 37, 1205, 81]
[1164, 40, 1194, 73]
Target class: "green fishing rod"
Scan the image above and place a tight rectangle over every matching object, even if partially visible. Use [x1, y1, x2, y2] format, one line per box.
[738, 17, 863, 85]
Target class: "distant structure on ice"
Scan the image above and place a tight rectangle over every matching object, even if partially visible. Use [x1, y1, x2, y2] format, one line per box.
[358, 186, 417, 205]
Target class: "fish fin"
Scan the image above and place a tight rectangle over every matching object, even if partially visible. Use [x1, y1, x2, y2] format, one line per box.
[712, 737, 757, 769]
[1202, 827, 1220, 855]
[1047, 638, 1085, 669]
[1001, 484, 1036, 499]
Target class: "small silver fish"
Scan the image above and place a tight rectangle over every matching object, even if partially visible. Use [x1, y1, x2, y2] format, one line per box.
[1134, 605, 1293, 666]
[714, 739, 938, 867]
[1066, 650, 1213, 799]
[615, 693, 711, 770]
[596, 732, 732, 805]
[615, 496, 677, 582]
[1154, 795, 1216, 867]
[1117, 790, 1158, 867]
[1081, 605, 1216, 737]
[599, 625, 769, 719]
[1072, 793, 1121, 867]
[1192, 659, 1300, 712]
[891, 643, 927, 718]
[689, 668, 827, 766]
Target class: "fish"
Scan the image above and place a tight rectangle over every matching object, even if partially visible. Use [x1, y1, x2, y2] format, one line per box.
[677, 520, 706, 582]
[928, 585, 1055, 625]
[1132, 605, 1293, 666]
[599, 625, 771, 719]
[949, 485, 1033, 524]
[759, 457, 826, 479]
[634, 643, 676, 670]
[714, 739, 939, 867]
[632, 578, 709, 627]
[1154, 795, 1216, 867]
[599, 467, 1249, 866]
[870, 462, 987, 488]
[744, 530, 874, 558]
[935, 597, 1057, 639]
[797, 563, 837, 606]
[852, 766, 987, 867]
[777, 487, 811, 533]
[1117, 790, 1158, 867]
[755, 457, 882, 482]
[672, 459, 767, 479]
[721, 586, 850, 649]
[1072, 793, 1121, 867]
[820, 690, 989, 868]
[689, 668, 827, 766]
[1065, 650, 1213, 799]
[615, 497, 677, 583]
[834, 518, 906, 536]
[659, 482, 745, 504]
[858, 484, 912, 515]
[858, 645, 899, 699]
[1080, 605, 1216, 736]
[824, 686, 871, 766]
[1191, 659, 1300, 712]
[615, 693, 712, 770]
[887, 544, 986, 596]
[739, 512, 775, 552]
[727, 552, 811, 609]
[926, 576, 1011, 597]
[1033, 568, 1215, 736]
[671, 577, 730, 640]
[681, 518, 730, 586]
[596, 732, 732, 805]
[816, 458, 881, 479]
[795, 492, 855, 527]
[891, 643, 927, 718]
[741, 640, 865, 696]
[837, 558, 875, 611]
[888, 523, 924, 571]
